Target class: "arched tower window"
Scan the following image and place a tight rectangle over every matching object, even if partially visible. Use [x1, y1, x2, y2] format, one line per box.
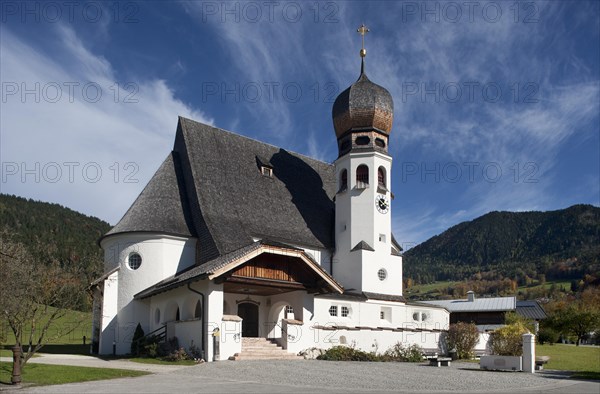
[356, 165, 369, 187]
[378, 167, 386, 188]
[339, 169, 348, 192]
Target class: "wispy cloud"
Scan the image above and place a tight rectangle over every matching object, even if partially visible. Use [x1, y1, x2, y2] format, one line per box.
[0, 25, 212, 224]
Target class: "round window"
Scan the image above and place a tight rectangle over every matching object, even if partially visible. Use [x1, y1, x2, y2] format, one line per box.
[377, 268, 387, 281]
[128, 253, 142, 270]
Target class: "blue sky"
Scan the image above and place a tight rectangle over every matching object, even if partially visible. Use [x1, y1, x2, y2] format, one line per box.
[1, 1, 599, 248]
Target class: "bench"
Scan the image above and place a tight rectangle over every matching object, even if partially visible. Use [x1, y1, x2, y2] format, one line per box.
[429, 357, 452, 367]
[535, 356, 550, 370]
[422, 349, 438, 360]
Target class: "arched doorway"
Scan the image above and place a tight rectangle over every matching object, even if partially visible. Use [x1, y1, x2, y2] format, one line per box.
[238, 303, 259, 337]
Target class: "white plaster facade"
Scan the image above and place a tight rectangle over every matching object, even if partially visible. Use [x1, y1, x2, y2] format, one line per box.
[92, 52, 455, 361]
[97, 233, 196, 355]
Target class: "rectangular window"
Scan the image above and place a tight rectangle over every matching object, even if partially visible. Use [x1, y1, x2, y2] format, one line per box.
[341, 306, 349, 317]
[329, 305, 338, 317]
[380, 307, 392, 323]
[261, 167, 273, 177]
[379, 234, 386, 242]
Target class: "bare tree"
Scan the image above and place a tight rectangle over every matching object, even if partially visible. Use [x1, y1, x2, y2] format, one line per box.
[0, 235, 88, 371]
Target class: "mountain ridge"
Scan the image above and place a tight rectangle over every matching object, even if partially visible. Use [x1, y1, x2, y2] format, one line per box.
[404, 204, 600, 284]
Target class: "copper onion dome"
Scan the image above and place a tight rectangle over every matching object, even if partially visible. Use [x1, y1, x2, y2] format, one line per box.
[332, 24, 394, 139]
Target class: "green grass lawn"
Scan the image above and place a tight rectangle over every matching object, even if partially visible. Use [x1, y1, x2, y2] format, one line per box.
[405, 281, 460, 298]
[406, 280, 573, 300]
[537, 344, 600, 380]
[0, 362, 149, 386]
[1, 307, 92, 347]
[516, 280, 572, 294]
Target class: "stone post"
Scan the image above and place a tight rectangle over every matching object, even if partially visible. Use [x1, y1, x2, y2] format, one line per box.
[522, 333, 535, 373]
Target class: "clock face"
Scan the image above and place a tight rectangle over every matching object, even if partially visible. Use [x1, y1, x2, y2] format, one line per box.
[376, 194, 389, 214]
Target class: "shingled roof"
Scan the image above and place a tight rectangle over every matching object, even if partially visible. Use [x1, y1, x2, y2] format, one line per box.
[104, 152, 194, 238]
[104, 117, 336, 263]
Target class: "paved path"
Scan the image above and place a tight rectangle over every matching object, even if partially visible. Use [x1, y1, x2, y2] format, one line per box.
[1, 357, 598, 393]
[0, 353, 192, 374]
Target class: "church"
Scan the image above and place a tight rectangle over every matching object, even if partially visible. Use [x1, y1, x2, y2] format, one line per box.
[91, 27, 450, 361]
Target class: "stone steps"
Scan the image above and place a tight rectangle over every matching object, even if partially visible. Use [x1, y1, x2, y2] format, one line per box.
[228, 338, 302, 361]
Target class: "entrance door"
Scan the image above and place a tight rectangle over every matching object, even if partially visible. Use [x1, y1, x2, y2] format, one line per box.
[238, 303, 259, 337]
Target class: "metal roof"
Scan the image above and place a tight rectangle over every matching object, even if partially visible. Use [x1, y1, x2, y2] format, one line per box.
[516, 300, 548, 320]
[420, 296, 516, 312]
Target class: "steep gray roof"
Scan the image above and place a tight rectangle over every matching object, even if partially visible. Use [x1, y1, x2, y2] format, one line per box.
[104, 152, 194, 239]
[174, 117, 336, 263]
[104, 117, 336, 263]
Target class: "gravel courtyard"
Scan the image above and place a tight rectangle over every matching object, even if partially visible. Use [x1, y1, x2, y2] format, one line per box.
[13, 359, 599, 393]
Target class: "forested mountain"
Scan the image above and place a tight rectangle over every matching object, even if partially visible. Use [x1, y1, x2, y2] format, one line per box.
[404, 204, 600, 284]
[0, 194, 111, 310]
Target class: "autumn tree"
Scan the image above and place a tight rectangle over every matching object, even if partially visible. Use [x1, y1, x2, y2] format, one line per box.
[544, 289, 600, 346]
[0, 235, 89, 374]
[446, 322, 480, 359]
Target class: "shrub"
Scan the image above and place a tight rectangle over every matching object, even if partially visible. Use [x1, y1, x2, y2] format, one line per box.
[130, 323, 145, 355]
[537, 328, 559, 345]
[505, 311, 536, 333]
[158, 337, 179, 357]
[317, 346, 377, 361]
[144, 342, 158, 358]
[446, 322, 479, 359]
[163, 347, 191, 362]
[490, 322, 529, 356]
[383, 342, 423, 362]
[187, 344, 203, 360]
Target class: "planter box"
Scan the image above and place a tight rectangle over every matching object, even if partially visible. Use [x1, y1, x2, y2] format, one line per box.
[480, 355, 522, 371]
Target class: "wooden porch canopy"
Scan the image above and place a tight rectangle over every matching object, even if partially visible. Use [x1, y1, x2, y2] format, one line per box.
[209, 244, 343, 296]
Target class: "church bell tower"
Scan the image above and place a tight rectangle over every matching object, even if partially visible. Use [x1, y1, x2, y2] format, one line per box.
[332, 25, 402, 296]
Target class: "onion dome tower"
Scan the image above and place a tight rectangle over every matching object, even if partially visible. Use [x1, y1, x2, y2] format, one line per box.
[332, 24, 394, 158]
[331, 25, 402, 297]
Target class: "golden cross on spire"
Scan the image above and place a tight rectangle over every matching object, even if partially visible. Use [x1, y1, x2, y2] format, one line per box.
[357, 24, 369, 58]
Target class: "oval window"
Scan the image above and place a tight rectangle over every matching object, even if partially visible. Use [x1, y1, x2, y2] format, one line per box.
[128, 253, 142, 270]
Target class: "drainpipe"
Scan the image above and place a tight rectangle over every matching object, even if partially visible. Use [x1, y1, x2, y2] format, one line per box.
[330, 252, 334, 277]
[187, 283, 206, 361]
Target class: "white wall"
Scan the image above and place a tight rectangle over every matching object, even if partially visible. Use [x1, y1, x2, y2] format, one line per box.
[333, 151, 402, 296]
[99, 270, 119, 354]
[280, 296, 450, 355]
[98, 233, 196, 355]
